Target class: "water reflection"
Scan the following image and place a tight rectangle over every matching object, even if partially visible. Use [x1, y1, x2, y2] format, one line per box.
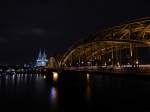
[86, 84, 91, 99]
[52, 72, 59, 82]
[50, 86, 58, 104]
[49, 86, 59, 111]
[85, 73, 91, 101]
[0, 74, 45, 87]
[1, 72, 150, 111]
[11, 75, 15, 87]
[86, 73, 90, 83]
[0, 73, 49, 111]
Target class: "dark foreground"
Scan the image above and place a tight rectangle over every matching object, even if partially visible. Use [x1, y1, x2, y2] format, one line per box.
[0, 72, 150, 112]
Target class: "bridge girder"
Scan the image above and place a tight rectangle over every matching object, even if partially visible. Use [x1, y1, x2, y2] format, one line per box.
[60, 17, 150, 67]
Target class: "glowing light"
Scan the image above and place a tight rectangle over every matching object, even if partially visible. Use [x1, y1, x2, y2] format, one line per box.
[104, 62, 107, 66]
[86, 73, 91, 101]
[117, 62, 120, 68]
[44, 75, 46, 79]
[86, 73, 90, 83]
[52, 72, 58, 82]
[87, 73, 90, 79]
[50, 87, 58, 104]
[136, 59, 139, 65]
[36, 50, 48, 67]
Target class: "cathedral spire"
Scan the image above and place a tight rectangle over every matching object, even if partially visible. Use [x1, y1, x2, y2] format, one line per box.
[38, 48, 42, 59]
[43, 49, 47, 59]
[36, 49, 48, 67]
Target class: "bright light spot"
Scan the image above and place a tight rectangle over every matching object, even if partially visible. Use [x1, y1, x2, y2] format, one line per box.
[136, 59, 139, 65]
[53, 72, 58, 82]
[86, 73, 90, 83]
[104, 62, 107, 66]
[44, 75, 46, 79]
[87, 73, 90, 79]
[117, 62, 120, 68]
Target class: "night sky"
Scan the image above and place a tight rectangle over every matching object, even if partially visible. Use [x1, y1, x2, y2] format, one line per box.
[0, 0, 149, 64]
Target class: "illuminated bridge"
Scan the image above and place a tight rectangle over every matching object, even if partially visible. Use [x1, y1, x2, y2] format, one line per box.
[57, 17, 150, 73]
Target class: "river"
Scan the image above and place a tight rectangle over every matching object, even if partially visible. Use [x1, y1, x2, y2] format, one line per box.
[0, 72, 150, 111]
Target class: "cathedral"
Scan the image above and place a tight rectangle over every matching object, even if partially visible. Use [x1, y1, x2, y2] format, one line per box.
[36, 49, 48, 67]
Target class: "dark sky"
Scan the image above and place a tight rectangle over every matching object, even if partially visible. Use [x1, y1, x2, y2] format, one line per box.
[0, 0, 149, 64]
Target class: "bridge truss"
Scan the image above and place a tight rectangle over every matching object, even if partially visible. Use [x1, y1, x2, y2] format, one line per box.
[60, 17, 150, 71]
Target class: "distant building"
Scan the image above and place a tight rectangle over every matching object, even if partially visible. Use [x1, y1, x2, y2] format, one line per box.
[36, 49, 48, 67]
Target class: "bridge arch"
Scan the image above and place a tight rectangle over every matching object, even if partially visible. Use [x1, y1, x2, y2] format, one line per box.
[60, 17, 150, 68]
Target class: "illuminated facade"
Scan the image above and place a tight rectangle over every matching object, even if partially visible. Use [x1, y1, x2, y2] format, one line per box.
[36, 50, 48, 67]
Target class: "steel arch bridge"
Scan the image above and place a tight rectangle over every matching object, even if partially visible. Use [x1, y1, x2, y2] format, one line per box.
[59, 17, 150, 72]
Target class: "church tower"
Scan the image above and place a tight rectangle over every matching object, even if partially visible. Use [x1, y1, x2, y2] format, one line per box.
[36, 49, 48, 67]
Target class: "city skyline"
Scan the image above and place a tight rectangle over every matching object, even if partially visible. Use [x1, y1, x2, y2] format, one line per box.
[0, 1, 150, 112]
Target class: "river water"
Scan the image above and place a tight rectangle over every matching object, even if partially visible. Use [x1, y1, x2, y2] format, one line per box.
[0, 72, 150, 112]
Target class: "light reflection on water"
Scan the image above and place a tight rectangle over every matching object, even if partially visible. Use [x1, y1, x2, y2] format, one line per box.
[86, 73, 90, 81]
[1, 72, 150, 111]
[85, 73, 92, 110]
[52, 72, 59, 82]
[86, 73, 91, 99]
[50, 86, 58, 104]
[49, 85, 59, 111]
[48, 72, 59, 111]
[0, 74, 45, 89]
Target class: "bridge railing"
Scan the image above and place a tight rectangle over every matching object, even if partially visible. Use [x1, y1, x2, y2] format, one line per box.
[62, 65, 150, 73]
